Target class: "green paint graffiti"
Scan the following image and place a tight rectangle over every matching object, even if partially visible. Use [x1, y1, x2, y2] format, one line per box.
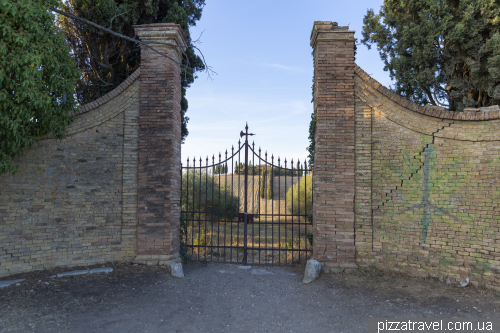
[395, 144, 467, 243]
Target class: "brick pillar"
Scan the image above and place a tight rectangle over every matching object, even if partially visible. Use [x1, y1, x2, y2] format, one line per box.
[310, 21, 357, 272]
[133, 24, 186, 265]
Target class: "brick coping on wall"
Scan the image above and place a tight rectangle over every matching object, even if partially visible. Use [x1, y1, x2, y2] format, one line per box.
[355, 65, 500, 121]
[76, 69, 141, 115]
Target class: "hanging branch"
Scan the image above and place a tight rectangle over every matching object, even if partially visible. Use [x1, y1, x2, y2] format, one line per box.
[52, 8, 216, 79]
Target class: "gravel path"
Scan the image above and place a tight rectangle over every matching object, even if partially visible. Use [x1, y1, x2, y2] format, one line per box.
[0, 262, 498, 332]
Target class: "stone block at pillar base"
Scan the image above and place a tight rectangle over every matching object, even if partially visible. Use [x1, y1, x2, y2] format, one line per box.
[133, 253, 181, 266]
[323, 262, 358, 273]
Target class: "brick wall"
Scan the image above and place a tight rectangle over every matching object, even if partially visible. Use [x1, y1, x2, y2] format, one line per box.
[355, 66, 500, 290]
[0, 23, 185, 277]
[310, 21, 357, 272]
[0, 71, 140, 277]
[133, 24, 186, 265]
[312, 21, 500, 289]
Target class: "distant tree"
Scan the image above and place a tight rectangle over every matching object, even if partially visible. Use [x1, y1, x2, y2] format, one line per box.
[0, 0, 80, 175]
[361, 0, 500, 110]
[267, 167, 273, 199]
[181, 170, 239, 221]
[236, 162, 244, 174]
[286, 172, 313, 216]
[259, 168, 266, 199]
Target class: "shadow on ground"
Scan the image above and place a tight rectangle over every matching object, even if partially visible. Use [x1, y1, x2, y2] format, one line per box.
[0, 262, 498, 332]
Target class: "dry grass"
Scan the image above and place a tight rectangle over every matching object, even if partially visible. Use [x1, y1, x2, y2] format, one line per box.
[184, 220, 312, 265]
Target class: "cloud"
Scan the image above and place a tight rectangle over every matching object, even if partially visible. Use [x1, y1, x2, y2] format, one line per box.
[259, 63, 307, 73]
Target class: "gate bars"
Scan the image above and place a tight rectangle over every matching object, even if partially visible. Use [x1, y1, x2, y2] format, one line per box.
[181, 124, 312, 265]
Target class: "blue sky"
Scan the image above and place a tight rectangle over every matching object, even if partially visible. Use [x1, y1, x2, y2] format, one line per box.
[182, 0, 391, 166]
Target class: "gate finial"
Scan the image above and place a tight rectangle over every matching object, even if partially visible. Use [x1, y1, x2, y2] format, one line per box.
[240, 122, 255, 138]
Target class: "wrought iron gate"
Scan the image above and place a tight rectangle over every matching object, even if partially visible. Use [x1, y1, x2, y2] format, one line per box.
[181, 124, 312, 265]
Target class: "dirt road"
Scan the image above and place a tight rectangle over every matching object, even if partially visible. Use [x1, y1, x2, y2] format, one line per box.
[0, 262, 498, 332]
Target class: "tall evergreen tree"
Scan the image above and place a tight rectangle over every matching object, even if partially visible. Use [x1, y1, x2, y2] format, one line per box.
[296, 161, 302, 176]
[362, 0, 500, 111]
[0, 0, 80, 175]
[267, 167, 273, 199]
[58, 0, 206, 141]
[260, 168, 266, 199]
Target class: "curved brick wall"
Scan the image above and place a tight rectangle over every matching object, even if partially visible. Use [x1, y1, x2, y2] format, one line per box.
[0, 23, 188, 277]
[0, 70, 140, 278]
[311, 21, 499, 290]
[354, 66, 500, 290]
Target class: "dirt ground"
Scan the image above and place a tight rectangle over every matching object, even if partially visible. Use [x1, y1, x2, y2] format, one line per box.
[0, 262, 498, 333]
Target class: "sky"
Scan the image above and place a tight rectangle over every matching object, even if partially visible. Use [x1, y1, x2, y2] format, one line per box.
[182, 0, 391, 167]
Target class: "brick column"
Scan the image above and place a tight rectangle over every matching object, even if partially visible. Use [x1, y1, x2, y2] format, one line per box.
[310, 21, 357, 272]
[133, 24, 186, 265]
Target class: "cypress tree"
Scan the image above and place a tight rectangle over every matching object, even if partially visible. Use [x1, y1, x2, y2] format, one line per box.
[260, 168, 266, 199]
[267, 167, 273, 199]
[59, 0, 206, 142]
[362, 0, 500, 110]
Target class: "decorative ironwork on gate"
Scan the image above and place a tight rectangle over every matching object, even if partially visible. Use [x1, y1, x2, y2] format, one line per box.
[181, 123, 312, 265]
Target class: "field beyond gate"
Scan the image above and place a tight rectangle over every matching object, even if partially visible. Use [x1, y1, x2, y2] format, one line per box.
[181, 124, 313, 265]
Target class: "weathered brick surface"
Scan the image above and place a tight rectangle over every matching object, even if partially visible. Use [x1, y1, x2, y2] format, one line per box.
[0, 74, 140, 277]
[315, 21, 500, 289]
[0, 23, 186, 277]
[133, 24, 186, 265]
[354, 58, 500, 290]
[310, 21, 357, 272]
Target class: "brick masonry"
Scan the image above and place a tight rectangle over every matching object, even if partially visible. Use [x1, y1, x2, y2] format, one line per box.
[0, 24, 185, 277]
[313, 21, 500, 289]
[133, 24, 186, 265]
[0, 71, 140, 278]
[311, 21, 357, 272]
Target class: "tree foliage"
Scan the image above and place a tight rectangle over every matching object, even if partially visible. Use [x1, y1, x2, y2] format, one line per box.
[181, 170, 239, 221]
[259, 168, 266, 199]
[58, 0, 206, 141]
[362, 0, 500, 110]
[286, 173, 313, 216]
[0, 0, 80, 175]
[214, 163, 227, 175]
[267, 167, 273, 199]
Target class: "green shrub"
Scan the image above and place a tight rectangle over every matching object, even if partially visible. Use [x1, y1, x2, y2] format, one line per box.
[182, 170, 239, 221]
[193, 232, 205, 246]
[285, 173, 313, 215]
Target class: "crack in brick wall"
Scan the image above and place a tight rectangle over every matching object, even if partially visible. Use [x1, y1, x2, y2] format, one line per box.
[353, 68, 500, 290]
[317, 22, 500, 290]
[377, 121, 454, 210]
